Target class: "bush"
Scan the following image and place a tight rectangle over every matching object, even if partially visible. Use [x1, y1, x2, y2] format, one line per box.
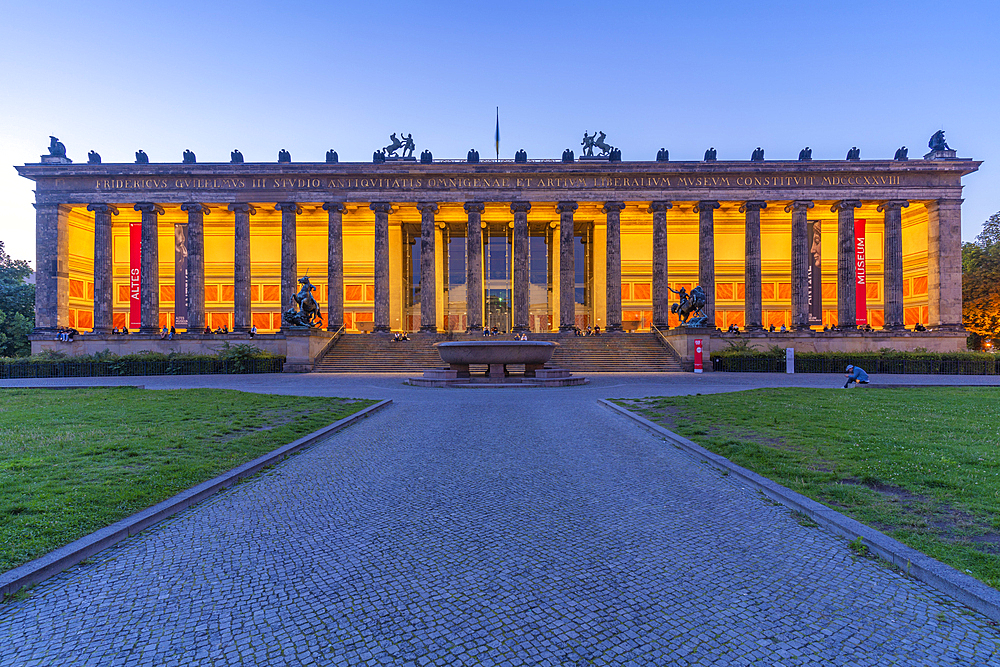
[0, 348, 284, 379]
[711, 347, 1000, 374]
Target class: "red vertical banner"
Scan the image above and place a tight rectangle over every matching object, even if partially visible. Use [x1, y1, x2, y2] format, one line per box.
[129, 221, 142, 329]
[694, 338, 703, 373]
[855, 218, 867, 325]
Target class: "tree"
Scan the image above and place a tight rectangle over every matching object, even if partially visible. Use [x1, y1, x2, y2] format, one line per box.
[0, 240, 35, 357]
[963, 211, 1000, 346]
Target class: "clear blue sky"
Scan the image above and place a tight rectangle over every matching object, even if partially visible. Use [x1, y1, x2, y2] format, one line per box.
[2, 0, 997, 265]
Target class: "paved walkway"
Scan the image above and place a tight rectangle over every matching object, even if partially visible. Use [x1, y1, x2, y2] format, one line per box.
[2, 374, 1000, 666]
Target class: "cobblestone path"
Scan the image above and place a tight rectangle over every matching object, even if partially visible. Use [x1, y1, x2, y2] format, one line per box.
[2, 387, 999, 666]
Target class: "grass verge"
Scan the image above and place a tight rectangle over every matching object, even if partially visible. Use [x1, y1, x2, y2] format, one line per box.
[0, 388, 376, 574]
[614, 387, 1000, 589]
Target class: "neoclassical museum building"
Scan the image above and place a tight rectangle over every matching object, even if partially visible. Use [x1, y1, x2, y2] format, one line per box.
[17, 135, 979, 366]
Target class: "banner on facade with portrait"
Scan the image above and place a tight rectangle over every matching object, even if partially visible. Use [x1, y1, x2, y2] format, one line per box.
[174, 223, 189, 329]
[855, 218, 867, 325]
[129, 221, 141, 329]
[807, 220, 822, 325]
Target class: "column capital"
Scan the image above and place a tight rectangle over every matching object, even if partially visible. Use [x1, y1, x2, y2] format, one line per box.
[784, 200, 814, 213]
[322, 202, 347, 213]
[86, 204, 118, 215]
[876, 200, 910, 213]
[464, 202, 486, 214]
[417, 202, 439, 214]
[556, 201, 578, 213]
[228, 203, 257, 215]
[370, 202, 393, 214]
[510, 201, 532, 214]
[275, 202, 303, 214]
[134, 203, 165, 215]
[602, 201, 626, 214]
[693, 200, 720, 212]
[739, 200, 767, 213]
[647, 201, 673, 213]
[831, 199, 862, 213]
[181, 203, 210, 215]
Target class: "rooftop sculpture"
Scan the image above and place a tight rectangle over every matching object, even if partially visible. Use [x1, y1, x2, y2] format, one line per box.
[135, 150, 149, 164]
[798, 147, 812, 161]
[929, 130, 950, 152]
[277, 149, 291, 163]
[47, 136, 67, 158]
[894, 146, 908, 161]
[751, 147, 765, 161]
[702, 148, 715, 162]
[384, 133, 415, 159]
[182, 149, 196, 164]
[87, 151, 101, 164]
[326, 150, 338, 163]
[231, 149, 244, 164]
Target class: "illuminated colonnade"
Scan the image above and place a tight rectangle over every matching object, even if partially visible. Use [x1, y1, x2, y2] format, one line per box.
[23, 156, 974, 339]
[54, 197, 943, 335]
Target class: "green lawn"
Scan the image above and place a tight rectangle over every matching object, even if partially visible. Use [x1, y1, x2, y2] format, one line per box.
[0, 388, 376, 574]
[615, 388, 1000, 589]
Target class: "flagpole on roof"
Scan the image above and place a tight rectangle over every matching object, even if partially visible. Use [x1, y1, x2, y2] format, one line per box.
[495, 107, 500, 162]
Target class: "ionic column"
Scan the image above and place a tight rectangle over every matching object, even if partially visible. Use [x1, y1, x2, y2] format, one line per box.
[604, 201, 626, 332]
[228, 203, 256, 332]
[87, 204, 118, 333]
[370, 203, 392, 332]
[785, 200, 814, 330]
[927, 198, 964, 329]
[323, 202, 347, 331]
[135, 203, 165, 333]
[694, 200, 720, 326]
[33, 203, 70, 331]
[877, 200, 909, 330]
[511, 202, 532, 333]
[465, 203, 485, 333]
[180, 204, 208, 332]
[740, 201, 767, 331]
[418, 203, 439, 332]
[648, 201, 673, 329]
[832, 199, 862, 329]
[275, 202, 302, 313]
[557, 201, 578, 331]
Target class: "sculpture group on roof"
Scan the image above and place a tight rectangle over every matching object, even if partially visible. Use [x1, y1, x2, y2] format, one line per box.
[39, 130, 959, 164]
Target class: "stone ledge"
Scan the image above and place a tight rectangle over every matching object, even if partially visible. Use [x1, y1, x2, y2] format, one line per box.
[599, 398, 1000, 623]
[0, 398, 392, 599]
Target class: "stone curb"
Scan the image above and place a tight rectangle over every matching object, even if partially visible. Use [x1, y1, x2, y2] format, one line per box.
[0, 398, 392, 599]
[598, 398, 1000, 623]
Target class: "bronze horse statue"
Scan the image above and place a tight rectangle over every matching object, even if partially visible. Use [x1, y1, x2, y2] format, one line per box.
[285, 276, 321, 327]
[670, 285, 708, 325]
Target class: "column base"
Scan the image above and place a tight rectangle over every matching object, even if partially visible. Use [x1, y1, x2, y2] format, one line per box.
[744, 324, 764, 332]
[466, 325, 483, 334]
[558, 325, 575, 332]
[791, 324, 812, 332]
[326, 323, 343, 332]
[605, 325, 623, 333]
[512, 325, 529, 334]
[881, 323, 906, 331]
[91, 327, 113, 335]
[419, 325, 438, 333]
[932, 324, 966, 332]
[373, 325, 391, 333]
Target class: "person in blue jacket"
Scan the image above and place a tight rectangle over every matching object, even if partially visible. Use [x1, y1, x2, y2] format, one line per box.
[844, 364, 869, 388]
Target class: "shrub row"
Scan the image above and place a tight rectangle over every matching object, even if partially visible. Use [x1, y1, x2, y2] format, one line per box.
[711, 349, 1000, 374]
[0, 345, 284, 378]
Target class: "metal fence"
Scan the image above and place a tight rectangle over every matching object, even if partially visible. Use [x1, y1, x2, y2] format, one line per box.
[712, 355, 1000, 375]
[0, 357, 285, 379]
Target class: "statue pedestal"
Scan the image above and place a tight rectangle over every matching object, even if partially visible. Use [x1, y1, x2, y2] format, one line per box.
[384, 156, 417, 162]
[40, 155, 72, 164]
[282, 327, 337, 373]
[660, 327, 715, 372]
[578, 155, 610, 161]
[924, 149, 958, 160]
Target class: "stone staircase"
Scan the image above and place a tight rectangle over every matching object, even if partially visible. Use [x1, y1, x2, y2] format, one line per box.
[312, 332, 684, 373]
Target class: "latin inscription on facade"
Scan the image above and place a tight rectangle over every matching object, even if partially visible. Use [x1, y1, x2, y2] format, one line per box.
[92, 173, 904, 192]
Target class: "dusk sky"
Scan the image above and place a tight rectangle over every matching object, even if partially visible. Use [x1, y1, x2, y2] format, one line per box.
[1, 0, 997, 265]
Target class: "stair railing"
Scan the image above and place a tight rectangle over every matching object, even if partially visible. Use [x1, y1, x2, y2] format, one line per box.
[312, 324, 347, 367]
[650, 324, 684, 366]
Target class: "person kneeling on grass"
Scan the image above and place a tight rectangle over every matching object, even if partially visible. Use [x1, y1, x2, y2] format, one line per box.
[844, 364, 869, 388]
